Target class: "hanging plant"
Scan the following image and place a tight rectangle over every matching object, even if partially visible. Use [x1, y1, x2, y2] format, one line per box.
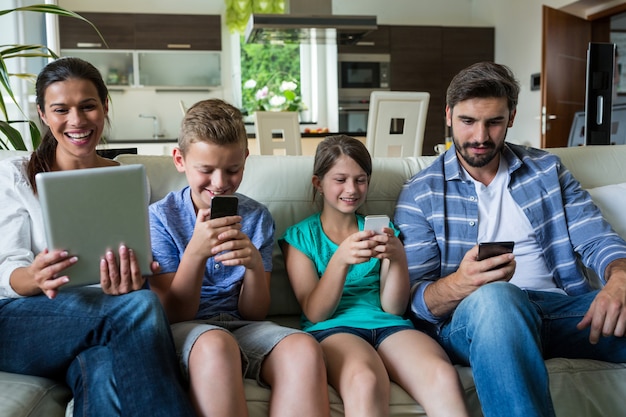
[224, 0, 285, 34]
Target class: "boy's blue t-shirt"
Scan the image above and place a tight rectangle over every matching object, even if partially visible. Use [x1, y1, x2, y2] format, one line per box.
[280, 212, 412, 332]
[149, 187, 275, 319]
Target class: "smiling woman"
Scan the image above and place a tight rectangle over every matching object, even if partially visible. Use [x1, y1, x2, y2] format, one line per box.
[0, 55, 195, 416]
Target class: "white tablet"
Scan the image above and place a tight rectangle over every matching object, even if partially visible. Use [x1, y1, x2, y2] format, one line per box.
[35, 164, 152, 288]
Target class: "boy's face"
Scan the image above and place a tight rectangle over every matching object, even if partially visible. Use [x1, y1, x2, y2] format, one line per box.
[173, 141, 248, 211]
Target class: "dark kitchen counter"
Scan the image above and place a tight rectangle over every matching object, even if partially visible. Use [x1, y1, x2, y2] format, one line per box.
[104, 138, 178, 144]
[106, 132, 366, 144]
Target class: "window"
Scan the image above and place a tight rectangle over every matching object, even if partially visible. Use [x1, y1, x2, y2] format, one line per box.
[235, 34, 338, 130]
[240, 40, 304, 115]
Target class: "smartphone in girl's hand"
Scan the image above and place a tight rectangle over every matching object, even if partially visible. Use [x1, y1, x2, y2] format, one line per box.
[364, 215, 390, 235]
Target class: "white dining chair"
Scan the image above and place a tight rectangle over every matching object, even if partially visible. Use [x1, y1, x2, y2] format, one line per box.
[253, 111, 302, 156]
[365, 91, 430, 157]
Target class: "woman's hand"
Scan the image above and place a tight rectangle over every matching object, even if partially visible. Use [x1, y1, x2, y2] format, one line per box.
[26, 248, 78, 299]
[100, 244, 147, 295]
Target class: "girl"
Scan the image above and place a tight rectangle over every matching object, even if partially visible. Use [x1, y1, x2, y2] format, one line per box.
[281, 135, 469, 417]
[0, 57, 193, 416]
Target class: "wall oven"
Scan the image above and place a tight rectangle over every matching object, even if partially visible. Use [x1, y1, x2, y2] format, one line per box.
[338, 53, 391, 133]
[338, 53, 390, 94]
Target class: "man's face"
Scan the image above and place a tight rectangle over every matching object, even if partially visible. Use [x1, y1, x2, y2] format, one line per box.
[446, 97, 515, 172]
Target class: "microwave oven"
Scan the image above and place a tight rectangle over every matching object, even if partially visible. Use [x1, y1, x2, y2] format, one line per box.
[338, 53, 390, 97]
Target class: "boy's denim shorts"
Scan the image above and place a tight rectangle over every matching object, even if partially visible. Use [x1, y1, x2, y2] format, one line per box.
[310, 325, 413, 349]
[171, 313, 307, 387]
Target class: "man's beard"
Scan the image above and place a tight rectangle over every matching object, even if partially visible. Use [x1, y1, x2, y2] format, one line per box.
[453, 130, 507, 168]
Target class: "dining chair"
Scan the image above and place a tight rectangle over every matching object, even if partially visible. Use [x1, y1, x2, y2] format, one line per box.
[253, 111, 302, 155]
[365, 91, 430, 157]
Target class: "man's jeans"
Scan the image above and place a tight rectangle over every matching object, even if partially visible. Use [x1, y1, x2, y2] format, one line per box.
[0, 288, 194, 417]
[437, 282, 626, 417]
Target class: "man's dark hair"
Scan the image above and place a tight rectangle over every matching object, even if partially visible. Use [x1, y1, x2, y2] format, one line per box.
[446, 61, 520, 112]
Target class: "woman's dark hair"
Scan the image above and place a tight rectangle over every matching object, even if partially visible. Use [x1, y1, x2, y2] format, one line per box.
[446, 61, 520, 113]
[312, 135, 372, 201]
[27, 57, 109, 192]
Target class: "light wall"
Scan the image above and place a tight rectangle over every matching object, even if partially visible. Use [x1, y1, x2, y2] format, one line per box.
[56, 0, 606, 146]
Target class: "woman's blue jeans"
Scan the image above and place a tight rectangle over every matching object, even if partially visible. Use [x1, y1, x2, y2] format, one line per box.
[0, 287, 195, 417]
[437, 282, 626, 417]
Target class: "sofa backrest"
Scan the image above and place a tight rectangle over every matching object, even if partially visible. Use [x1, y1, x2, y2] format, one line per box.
[1, 145, 623, 318]
[117, 145, 626, 316]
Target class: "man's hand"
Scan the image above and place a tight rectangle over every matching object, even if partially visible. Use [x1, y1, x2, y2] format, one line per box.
[577, 260, 626, 344]
[450, 244, 516, 295]
[425, 245, 515, 317]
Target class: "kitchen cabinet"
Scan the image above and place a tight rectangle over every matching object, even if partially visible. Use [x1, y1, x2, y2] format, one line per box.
[60, 12, 222, 90]
[59, 12, 221, 51]
[134, 14, 221, 50]
[338, 26, 390, 54]
[388, 25, 494, 154]
[62, 49, 221, 90]
[60, 12, 135, 49]
[138, 51, 220, 88]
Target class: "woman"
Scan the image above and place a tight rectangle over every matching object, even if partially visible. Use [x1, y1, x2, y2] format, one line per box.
[0, 57, 194, 416]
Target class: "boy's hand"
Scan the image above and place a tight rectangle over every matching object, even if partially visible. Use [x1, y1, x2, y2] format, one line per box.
[187, 208, 242, 260]
[213, 229, 263, 270]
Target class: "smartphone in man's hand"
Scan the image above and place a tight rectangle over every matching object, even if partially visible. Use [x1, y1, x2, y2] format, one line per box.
[477, 241, 515, 261]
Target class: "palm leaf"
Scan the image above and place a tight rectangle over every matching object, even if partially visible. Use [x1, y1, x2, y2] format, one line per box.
[0, 4, 105, 150]
[0, 5, 107, 48]
[0, 120, 27, 150]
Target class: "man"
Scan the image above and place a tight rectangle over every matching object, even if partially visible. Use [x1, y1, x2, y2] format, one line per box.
[394, 61, 626, 417]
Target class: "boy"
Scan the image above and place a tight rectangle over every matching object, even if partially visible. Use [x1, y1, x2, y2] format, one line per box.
[148, 99, 329, 417]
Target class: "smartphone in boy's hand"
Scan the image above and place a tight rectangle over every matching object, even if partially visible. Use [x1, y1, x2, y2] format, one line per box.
[364, 215, 390, 235]
[210, 195, 239, 219]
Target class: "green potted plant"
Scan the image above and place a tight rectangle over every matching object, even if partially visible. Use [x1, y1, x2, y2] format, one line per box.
[0, 4, 102, 151]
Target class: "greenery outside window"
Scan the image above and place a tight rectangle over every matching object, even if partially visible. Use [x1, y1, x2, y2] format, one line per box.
[240, 39, 305, 116]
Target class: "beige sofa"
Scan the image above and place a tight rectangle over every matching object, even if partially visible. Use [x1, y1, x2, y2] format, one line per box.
[1, 144, 626, 417]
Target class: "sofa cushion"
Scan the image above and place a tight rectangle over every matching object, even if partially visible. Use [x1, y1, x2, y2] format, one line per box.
[0, 371, 71, 417]
[587, 182, 626, 239]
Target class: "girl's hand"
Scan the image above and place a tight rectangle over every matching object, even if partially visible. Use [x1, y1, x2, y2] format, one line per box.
[100, 244, 146, 295]
[29, 248, 78, 299]
[369, 227, 403, 261]
[335, 230, 380, 265]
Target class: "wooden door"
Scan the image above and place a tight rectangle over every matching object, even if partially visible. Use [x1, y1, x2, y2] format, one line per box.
[541, 6, 592, 148]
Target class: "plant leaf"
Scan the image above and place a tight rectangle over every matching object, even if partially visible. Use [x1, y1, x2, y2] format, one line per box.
[0, 5, 108, 48]
[0, 120, 27, 150]
[28, 121, 41, 149]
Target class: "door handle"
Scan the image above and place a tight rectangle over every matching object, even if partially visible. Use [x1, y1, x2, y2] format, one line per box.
[541, 107, 557, 134]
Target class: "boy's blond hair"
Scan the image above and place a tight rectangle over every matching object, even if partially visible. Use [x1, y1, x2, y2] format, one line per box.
[178, 99, 248, 154]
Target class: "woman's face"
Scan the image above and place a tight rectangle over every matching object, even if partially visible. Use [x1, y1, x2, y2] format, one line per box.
[38, 78, 108, 161]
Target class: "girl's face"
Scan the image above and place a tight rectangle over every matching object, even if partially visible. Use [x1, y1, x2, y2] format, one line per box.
[314, 155, 369, 215]
[173, 140, 248, 211]
[38, 78, 108, 161]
